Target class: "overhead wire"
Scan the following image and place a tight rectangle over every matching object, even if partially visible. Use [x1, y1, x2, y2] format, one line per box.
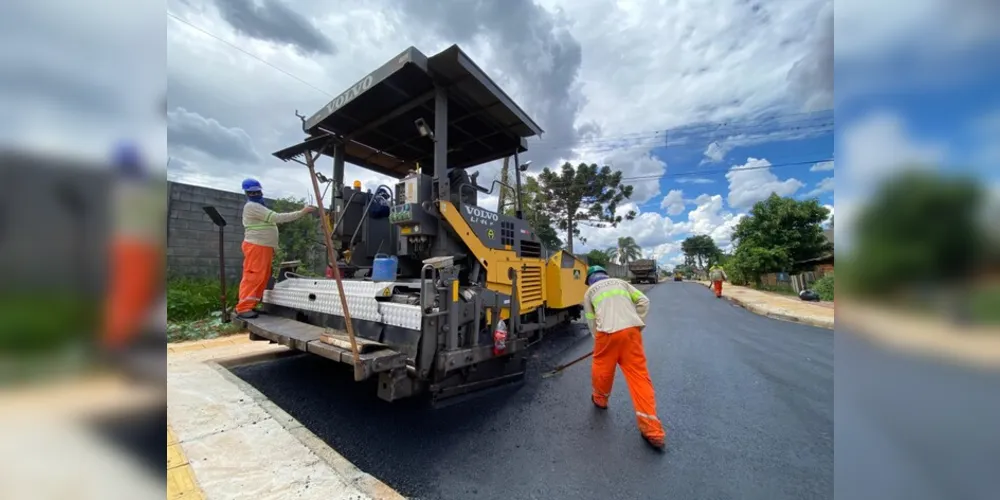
[167, 12, 334, 98]
[167, 12, 833, 183]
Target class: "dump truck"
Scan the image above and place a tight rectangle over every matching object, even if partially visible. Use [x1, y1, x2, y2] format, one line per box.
[628, 259, 657, 284]
[240, 45, 588, 405]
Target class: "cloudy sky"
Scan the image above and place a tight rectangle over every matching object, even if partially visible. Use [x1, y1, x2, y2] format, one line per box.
[161, 0, 839, 267]
[4, 0, 983, 268]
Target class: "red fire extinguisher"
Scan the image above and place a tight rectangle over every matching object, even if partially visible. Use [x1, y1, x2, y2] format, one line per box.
[493, 319, 508, 356]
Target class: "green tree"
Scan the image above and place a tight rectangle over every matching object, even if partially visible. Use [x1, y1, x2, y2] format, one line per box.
[727, 246, 790, 286]
[536, 162, 636, 253]
[504, 176, 562, 250]
[846, 170, 986, 295]
[729, 194, 831, 282]
[674, 263, 694, 278]
[607, 236, 642, 265]
[269, 197, 322, 276]
[584, 249, 611, 267]
[680, 234, 721, 270]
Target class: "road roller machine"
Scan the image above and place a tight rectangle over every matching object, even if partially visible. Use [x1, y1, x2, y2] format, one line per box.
[243, 45, 588, 404]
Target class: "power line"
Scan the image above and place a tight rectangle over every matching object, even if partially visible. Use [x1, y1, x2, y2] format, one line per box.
[167, 12, 833, 169]
[167, 12, 333, 98]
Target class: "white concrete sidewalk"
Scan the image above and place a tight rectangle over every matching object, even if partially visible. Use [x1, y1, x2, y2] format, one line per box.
[168, 336, 404, 500]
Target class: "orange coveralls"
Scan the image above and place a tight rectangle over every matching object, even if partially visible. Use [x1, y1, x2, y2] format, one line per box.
[235, 201, 308, 314]
[103, 179, 166, 349]
[583, 278, 665, 446]
[235, 241, 275, 314]
[709, 266, 727, 298]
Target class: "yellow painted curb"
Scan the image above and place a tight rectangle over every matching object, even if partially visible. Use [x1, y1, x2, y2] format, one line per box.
[167, 425, 205, 500]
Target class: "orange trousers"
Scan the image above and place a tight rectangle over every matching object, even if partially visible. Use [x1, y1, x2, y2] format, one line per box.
[236, 241, 274, 314]
[592, 326, 665, 441]
[712, 280, 723, 297]
[103, 239, 161, 349]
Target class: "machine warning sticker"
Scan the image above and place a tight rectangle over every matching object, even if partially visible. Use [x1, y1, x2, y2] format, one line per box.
[381, 287, 391, 296]
[573, 269, 581, 280]
[487, 229, 495, 239]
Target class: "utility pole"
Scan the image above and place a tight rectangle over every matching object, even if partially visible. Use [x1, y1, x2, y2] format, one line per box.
[497, 156, 512, 214]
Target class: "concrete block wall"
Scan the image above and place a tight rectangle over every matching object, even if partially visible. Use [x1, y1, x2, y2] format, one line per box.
[0, 152, 111, 294]
[167, 181, 266, 282]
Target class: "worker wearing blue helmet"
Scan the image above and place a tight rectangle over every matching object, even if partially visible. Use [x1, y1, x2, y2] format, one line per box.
[236, 178, 316, 319]
[103, 141, 167, 351]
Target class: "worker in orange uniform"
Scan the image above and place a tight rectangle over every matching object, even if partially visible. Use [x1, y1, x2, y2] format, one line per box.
[235, 178, 316, 319]
[583, 265, 666, 450]
[103, 141, 166, 353]
[709, 264, 727, 298]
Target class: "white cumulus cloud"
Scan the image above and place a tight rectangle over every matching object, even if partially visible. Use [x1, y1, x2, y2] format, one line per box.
[841, 110, 946, 188]
[659, 189, 686, 216]
[805, 176, 835, 197]
[810, 160, 834, 172]
[726, 157, 804, 210]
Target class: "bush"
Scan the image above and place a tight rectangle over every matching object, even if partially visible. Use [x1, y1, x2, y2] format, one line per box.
[0, 293, 98, 353]
[167, 277, 237, 322]
[812, 274, 835, 301]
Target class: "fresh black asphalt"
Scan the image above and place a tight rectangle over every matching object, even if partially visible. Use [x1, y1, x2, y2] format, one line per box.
[835, 328, 1000, 500]
[232, 281, 836, 499]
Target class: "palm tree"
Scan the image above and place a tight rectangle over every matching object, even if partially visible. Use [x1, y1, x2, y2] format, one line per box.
[607, 236, 642, 265]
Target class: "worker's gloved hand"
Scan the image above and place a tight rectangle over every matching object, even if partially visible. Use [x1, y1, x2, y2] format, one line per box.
[302, 205, 317, 214]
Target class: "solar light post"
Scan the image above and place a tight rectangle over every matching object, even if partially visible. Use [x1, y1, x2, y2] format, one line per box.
[202, 206, 231, 323]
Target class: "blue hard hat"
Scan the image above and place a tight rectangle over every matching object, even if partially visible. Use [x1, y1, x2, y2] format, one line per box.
[111, 141, 145, 179]
[242, 178, 263, 192]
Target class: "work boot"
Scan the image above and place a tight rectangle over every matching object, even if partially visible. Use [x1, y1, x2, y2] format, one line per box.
[642, 434, 665, 451]
[236, 311, 259, 320]
[591, 396, 608, 410]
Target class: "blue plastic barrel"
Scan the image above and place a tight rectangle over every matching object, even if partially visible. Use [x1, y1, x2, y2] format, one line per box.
[371, 254, 398, 282]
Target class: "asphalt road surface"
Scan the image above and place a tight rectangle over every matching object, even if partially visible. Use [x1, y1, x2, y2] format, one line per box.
[233, 281, 835, 500]
[835, 328, 1000, 500]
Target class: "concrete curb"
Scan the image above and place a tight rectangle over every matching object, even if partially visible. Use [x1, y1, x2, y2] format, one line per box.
[697, 281, 834, 330]
[210, 360, 406, 500]
[168, 339, 406, 500]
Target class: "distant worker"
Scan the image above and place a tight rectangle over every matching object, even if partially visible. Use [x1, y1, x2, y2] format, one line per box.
[236, 178, 316, 319]
[709, 264, 728, 298]
[583, 265, 666, 450]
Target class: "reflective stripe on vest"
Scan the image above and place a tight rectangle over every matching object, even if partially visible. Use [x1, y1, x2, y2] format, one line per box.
[245, 223, 277, 231]
[591, 288, 644, 308]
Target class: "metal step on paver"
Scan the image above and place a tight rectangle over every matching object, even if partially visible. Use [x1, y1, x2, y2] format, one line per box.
[242, 315, 407, 380]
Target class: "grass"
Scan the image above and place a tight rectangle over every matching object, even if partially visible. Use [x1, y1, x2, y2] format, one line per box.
[168, 313, 245, 343]
[970, 285, 1000, 325]
[812, 275, 835, 301]
[167, 277, 244, 342]
[0, 293, 98, 353]
[753, 283, 797, 296]
[167, 277, 237, 322]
